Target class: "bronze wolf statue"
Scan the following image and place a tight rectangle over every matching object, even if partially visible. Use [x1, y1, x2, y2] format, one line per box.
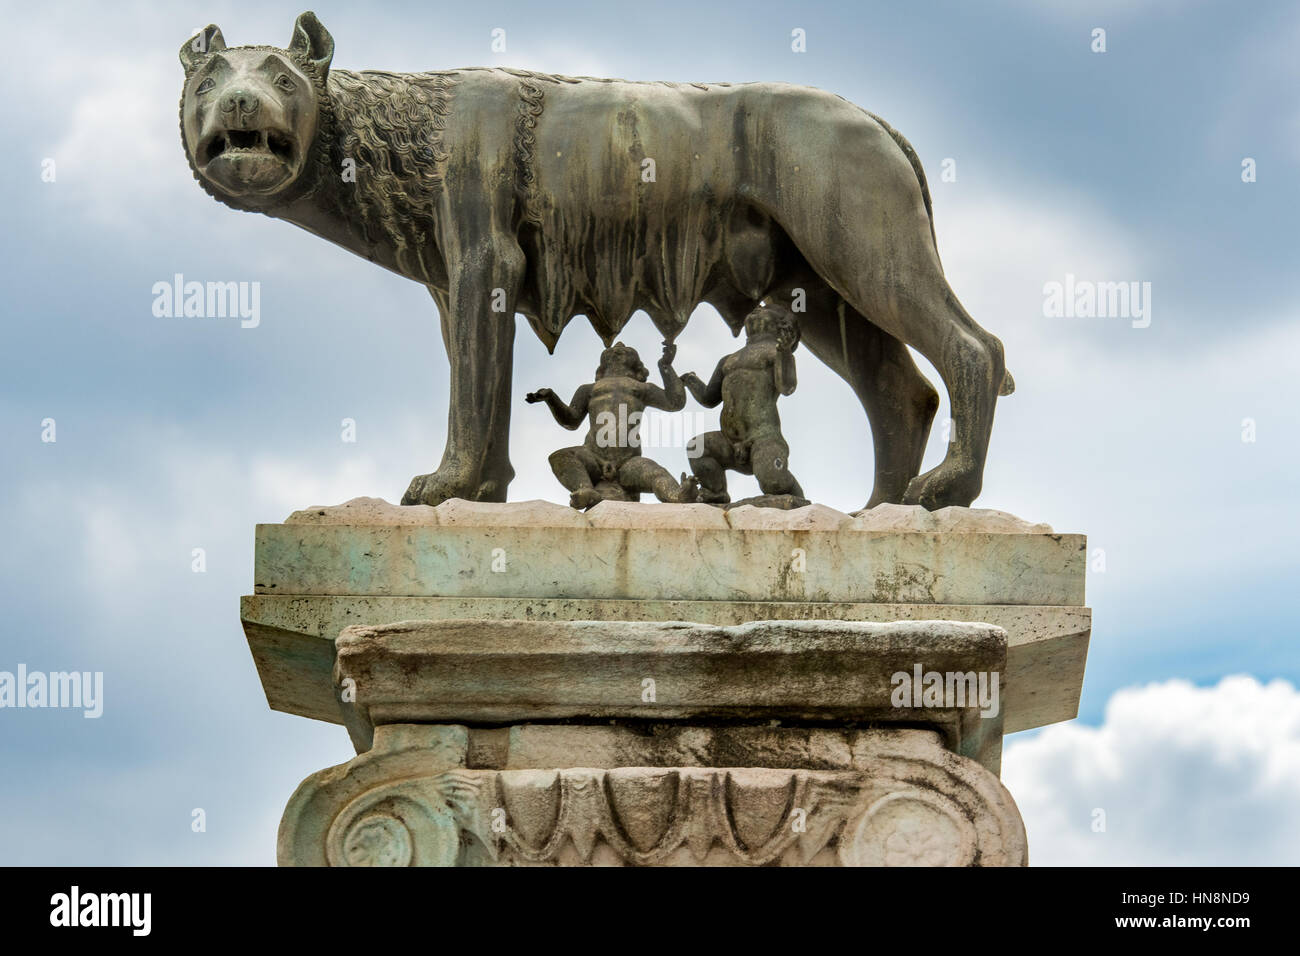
[179, 11, 1013, 509]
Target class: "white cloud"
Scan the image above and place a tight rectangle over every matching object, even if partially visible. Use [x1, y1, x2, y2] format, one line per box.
[937, 189, 1146, 327]
[1003, 676, 1300, 865]
[47, 55, 186, 224]
[6, 439, 391, 622]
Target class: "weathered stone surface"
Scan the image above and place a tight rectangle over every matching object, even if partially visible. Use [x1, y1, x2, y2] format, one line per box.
[244, 500, 1087, 739]
[849, 502, 938, 531]
[851, 504, 1054, 534]
[254, 509, 1083, 605]
[586, 500, 728, 529]
[277, 724, 1027, 867]
[333, 618, 1006, 772]
[930, 507, 1053, 534]
[243, 595, 1087, 735]
[286, 496, 440, 526]
[281, 497, 1055, 534]
[466, 724, 903, 772]
[725, 503, 852, 531]
[435, 497, 589, 528]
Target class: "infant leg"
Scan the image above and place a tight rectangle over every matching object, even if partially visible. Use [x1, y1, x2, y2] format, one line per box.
[687, 431, 739, 504]
[750, 437, 803, 498]
[620, 457, 700, 504]
[549, 446, 604, 509]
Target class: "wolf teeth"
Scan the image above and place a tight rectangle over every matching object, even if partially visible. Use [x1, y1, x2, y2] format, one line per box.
[219, 129, 267, 153]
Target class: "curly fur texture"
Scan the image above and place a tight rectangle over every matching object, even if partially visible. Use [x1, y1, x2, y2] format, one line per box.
[513, 76, 546, 225]
[180, 54, 458, 281]
[327, 70, 455, 279]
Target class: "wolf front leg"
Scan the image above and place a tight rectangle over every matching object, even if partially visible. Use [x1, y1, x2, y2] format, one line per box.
[402, 239, 524, 506]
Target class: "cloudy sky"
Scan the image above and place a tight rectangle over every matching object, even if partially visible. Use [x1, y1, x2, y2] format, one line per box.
[1, 0, 1297, 865]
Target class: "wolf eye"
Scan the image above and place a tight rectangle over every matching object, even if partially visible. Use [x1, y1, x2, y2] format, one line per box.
[274, 73, 296, 92]
[195, 77, 215, 94]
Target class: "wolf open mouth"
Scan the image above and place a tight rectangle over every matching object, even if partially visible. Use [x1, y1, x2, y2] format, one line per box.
[201, 129, 294, 166]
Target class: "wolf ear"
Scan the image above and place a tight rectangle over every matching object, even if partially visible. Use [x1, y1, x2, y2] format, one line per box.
[288, 11, 334, 80]
[179, 24, 226, 71]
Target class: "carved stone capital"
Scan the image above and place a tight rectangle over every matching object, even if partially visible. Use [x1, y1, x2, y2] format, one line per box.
[279, 724, 1026, 866]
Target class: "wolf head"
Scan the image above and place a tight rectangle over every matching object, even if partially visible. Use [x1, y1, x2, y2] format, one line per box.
[179, 12, 334, 209]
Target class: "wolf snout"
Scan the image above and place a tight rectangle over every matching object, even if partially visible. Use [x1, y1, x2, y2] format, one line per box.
[219, 89, 261, 123]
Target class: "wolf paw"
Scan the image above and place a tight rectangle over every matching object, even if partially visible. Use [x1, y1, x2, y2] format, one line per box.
[901, 459, 981, 511]
[401, 467, 483, 506]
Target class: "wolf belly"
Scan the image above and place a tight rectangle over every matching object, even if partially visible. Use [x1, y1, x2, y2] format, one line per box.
[509, 79, 845, 349]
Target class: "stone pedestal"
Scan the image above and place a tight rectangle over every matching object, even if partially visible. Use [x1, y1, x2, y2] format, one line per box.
[243, 498, 1090, 866]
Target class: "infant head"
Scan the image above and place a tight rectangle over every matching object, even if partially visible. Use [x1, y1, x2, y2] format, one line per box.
[745, 304, 800, 352]
[597, 342, 649, 381]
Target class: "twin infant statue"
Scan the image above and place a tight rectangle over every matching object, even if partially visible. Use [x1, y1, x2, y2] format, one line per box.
[527, 303, 804, 509]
